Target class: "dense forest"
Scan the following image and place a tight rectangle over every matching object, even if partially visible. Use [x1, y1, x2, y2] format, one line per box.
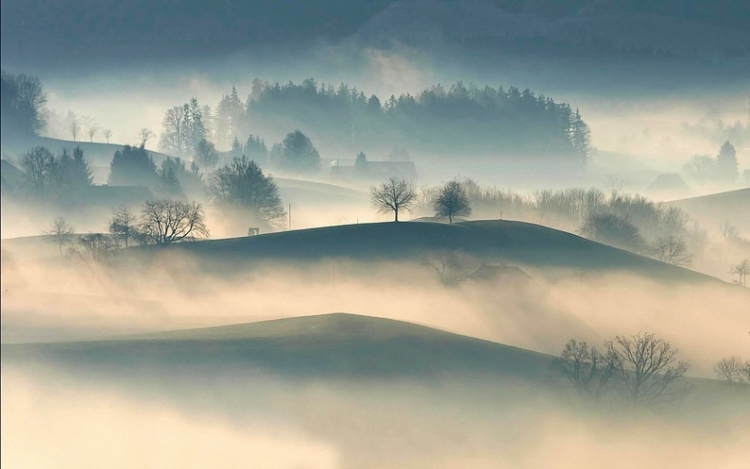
[194, 79, 591, 166]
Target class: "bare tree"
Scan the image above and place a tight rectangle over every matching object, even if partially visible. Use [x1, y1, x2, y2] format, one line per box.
[556, 339, 617, 400]
[370, 177, 416, 222]
[87, 125, 98, 142]
[67, 112, 80, 141]
[19, 146, 57, 193]
[108, 206, 137, 248]
[68, 233, 120, 266]
[434, 180, 471, 223]
[139, 199, 209, 245]
[103, 128, 113, 144]
[139, 128, 155, 147]
[714, 356, 750, 385]
[730, 259, 750, 286]
[196, 138, 219, 173]
[651, 234, 692, 266]
[606, 333, 690, 406]
[425, 249, 480, 285]
[44, 216, 75, 256]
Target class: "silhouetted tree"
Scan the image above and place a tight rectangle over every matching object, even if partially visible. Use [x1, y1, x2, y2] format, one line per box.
[0, 71, 47, 137]
[159, 99, 206, 158]
[138, 128, 154, 146]
[19, 146, 57, 194]
[108, 145, 157, 187]
[157, 165, 182, 197]
[371, 177, 416, 222]
[730, 259, 750, 286]
[44, 216, 75, 256]
[651, 235, 692, 266]
[434, 180, 471, 223]
[196, 138, 219, 173]
[556, 339, 617, 400]
[108, 206, 137, 248]
[581, 212, 644, 252]
[103, 128, 113, 144]
[160, 156, 204, 197]
[68, 233, 120, 266]
[63, 146, 94, 189]
[716, 141, 738, 182]
[208, 155, 286, 226]
[683, 154, 716, 182]
[139, 199, 209, 245]
[66, 111, 80, 141]
[714, 356, 750, 385]
[606, 333, 690, 406]
[273, 130, 321, 173]
[245, 135, 268, 164]
[569, 108, 591, 167]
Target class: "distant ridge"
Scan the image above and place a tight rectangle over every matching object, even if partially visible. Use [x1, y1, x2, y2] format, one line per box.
[1, 313, 553, 378]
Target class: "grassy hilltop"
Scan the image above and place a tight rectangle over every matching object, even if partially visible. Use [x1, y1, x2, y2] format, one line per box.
[144, 219, 718, 283]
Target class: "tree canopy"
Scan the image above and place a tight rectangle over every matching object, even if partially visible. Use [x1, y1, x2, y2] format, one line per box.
[108, 145, 158, 187]
[208, 155, 286, 226]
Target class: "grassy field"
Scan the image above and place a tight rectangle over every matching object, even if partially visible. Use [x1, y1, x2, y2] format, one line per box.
[1, 313, 553, 379]
[140, 219, 718, 283]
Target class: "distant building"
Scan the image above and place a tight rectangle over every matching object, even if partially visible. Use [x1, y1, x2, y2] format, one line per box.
[646, 173, 692, 199]
[329, 158, 417, 181]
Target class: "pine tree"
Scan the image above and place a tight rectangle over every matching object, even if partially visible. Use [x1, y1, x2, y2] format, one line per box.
[569, 109, 591, 167]
[716, 140, 738, 182]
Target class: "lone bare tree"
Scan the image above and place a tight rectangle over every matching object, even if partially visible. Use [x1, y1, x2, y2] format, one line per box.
[87, 125, 98, 142]
[606, 333, 690, 406]
[139, 199, 209, 245]
[370, 177, 416, 222]
[713, 356, 750, 385]
[556, 339, 617, 400]
[730, 259, 750, 286]
[108, 206, 137, 248]
[68, 233, 120, 266]
[44, 216, 75, 255]
[138, 128, 155, 147]
[67, 112, 80, 141]
[651, 235, 692, 266]
[434, 180, 471, 223]
[103, 128, 113, 144]
[196, 138, 219, 173]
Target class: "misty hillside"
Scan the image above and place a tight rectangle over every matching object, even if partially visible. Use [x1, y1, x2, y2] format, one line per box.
[666, 188, 750, 231]
[3, 0, 747, 68]
[142, 219, 716, 283]
[1, 313, 553, 378]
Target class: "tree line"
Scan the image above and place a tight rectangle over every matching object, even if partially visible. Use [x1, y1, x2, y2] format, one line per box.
[161, 79, 592, 170]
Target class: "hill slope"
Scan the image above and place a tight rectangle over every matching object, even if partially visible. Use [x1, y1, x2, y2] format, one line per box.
[1, 313, 553, 378]
[666, 188, 750, 232]
[148, 219, 716, 283]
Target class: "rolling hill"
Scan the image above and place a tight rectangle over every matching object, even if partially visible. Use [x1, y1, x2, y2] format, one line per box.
[666, 188, 750, 232]
[0, 313, 553, 379]
[143, 219, 718, 283]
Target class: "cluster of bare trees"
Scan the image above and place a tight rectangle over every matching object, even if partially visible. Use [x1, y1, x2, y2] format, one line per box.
[714, 356, 750, 385]
[556, 333, 691, 407]
[44, 200, 209, 265]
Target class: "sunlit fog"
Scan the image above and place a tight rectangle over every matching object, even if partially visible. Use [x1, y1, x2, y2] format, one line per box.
[2, 1, 749, 468]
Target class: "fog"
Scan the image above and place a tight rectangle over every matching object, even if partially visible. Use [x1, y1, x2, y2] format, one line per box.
[3, 244, 748, 375]
[3, 1, 750, 466]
